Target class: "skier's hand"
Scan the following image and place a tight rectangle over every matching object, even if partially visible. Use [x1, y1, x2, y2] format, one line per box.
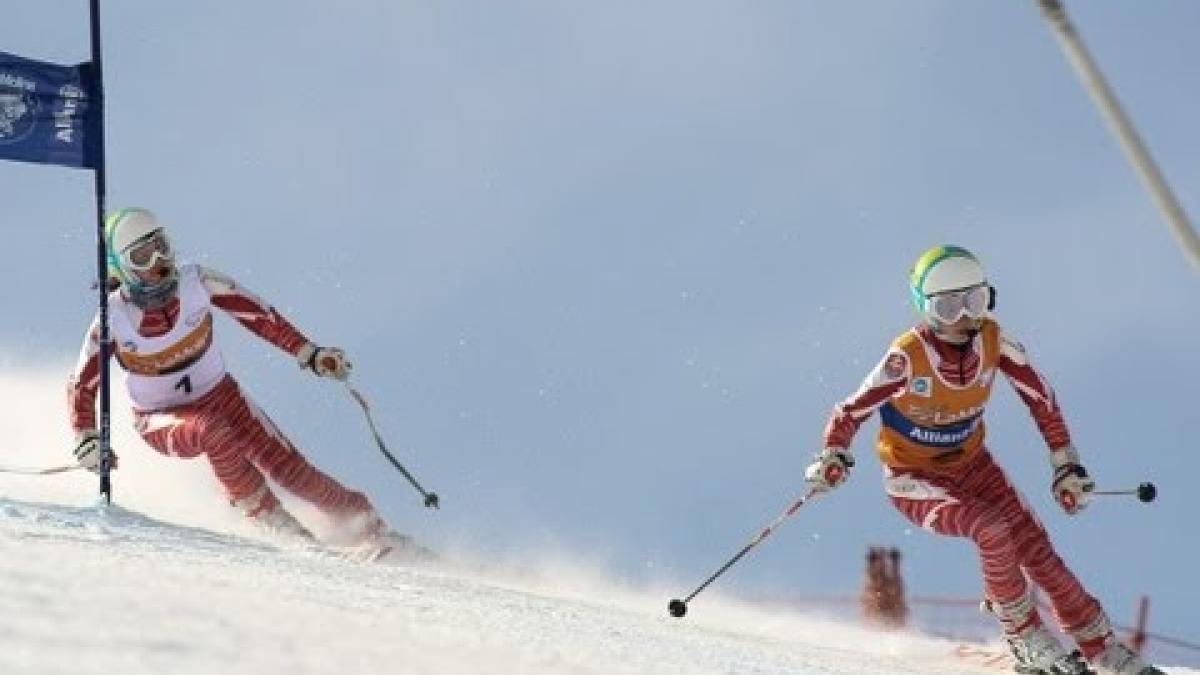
[805, 448, 854, 491]
[72, 430, 118, 473]
[298, 343, 353, 381]
[1050, 446, 1093, 515]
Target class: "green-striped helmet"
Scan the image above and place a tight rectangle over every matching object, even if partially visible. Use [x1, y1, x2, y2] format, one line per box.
[105, 207, 178, 307]
[909, 245, 990, 325]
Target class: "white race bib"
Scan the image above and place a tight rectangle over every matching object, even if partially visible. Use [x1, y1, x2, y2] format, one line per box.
[110, 264, 227, 409]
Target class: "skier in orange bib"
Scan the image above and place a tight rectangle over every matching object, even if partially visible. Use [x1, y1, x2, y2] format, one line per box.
[806, 245, 1162, 675]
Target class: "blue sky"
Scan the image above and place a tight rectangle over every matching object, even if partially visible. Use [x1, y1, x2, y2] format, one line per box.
[2, 1, 1197, 641]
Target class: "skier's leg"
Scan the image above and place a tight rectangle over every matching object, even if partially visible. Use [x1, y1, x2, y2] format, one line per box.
[204, 440, 278, 515]
[155, 379, 320, 537]
[886, 464, 1041, 636]
[954, 452, 1099, 629]
[996, 488, 1109, 654]
[982, 466, 1152, 670]
[134, 408, 206, 460]
[887, 457, 1097, 673]
[952, 453, 1165, 673]
[953, 450, 1113, 661]
[135, 387, 306, 537]
[137, 401, 269, 510]
[215, 380, 381, 541]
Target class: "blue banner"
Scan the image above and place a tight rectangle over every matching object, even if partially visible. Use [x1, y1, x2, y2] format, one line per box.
[0, 50, 100, 169]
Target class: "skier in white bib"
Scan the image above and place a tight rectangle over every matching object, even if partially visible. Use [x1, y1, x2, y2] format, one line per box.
[67, 207, 404, 559]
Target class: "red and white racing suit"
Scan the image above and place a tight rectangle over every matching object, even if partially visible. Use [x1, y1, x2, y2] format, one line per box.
[822, 320, 1114, 657]
[67, 264, 376, 534]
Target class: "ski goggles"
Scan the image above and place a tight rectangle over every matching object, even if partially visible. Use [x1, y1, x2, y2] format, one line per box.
[120, 230, 174, 271]
[923, 284, 990, 323]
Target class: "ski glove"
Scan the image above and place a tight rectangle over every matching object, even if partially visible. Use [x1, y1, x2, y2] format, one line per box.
[1050, 445, 1094, 515]
[298, 342, 353, 381]
[805, 448, 854, 491]
[72, 430, 118, 473]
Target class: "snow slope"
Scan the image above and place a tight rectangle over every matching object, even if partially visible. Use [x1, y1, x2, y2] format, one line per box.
[0, 500, 1037, 675]
[0, 499, 1196, 675]
[3, 368, 1195, 675]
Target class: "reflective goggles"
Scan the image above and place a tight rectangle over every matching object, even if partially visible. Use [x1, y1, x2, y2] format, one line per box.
[121, 230, 174, 271]
[924, 284, 989, 323]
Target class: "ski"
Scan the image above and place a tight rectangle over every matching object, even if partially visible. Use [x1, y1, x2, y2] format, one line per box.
[953, 643, 1018, 671]
[951, 643, 1097, 675]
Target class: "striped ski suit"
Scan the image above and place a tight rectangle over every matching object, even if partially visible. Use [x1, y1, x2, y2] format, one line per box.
[68, 264, 376, 530]
[821, 320, 1114, 656]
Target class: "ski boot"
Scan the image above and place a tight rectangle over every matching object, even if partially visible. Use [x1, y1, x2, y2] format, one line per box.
[252, 505, 317, 543]
[1008, 626, 1095, 675]
[356, 530, 437, 564]
[1088, 641, 1166, 675]
[340, 511, 436, 564]
[234, 485, 316, 543]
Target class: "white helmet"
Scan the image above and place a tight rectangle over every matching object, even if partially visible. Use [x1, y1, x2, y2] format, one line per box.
[909, 245, 994, 326]
[105, 207, 178, 306]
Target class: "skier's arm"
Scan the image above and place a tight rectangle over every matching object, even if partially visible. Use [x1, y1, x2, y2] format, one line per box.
[821, 350, 910, 450]
[807, 350, 908, 490]
[65, 316, 121, 471]
[199, 266, 313, 356]
[997, 329, 1096, 514]
[995, 329, 1073, 454]
[66, 314, 107, 435]
[200, 266, 352, 380]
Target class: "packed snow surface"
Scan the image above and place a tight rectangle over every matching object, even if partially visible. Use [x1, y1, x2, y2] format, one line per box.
[2, 369, 1194, 675]
[0, 497, 1195, 675]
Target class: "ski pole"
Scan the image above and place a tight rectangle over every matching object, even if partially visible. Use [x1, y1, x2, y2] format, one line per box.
[668, 486, 821, 618]
[346, 385, 440, 509]
[0, 464, 82, 476]
[1092, 482, 1157, 503]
